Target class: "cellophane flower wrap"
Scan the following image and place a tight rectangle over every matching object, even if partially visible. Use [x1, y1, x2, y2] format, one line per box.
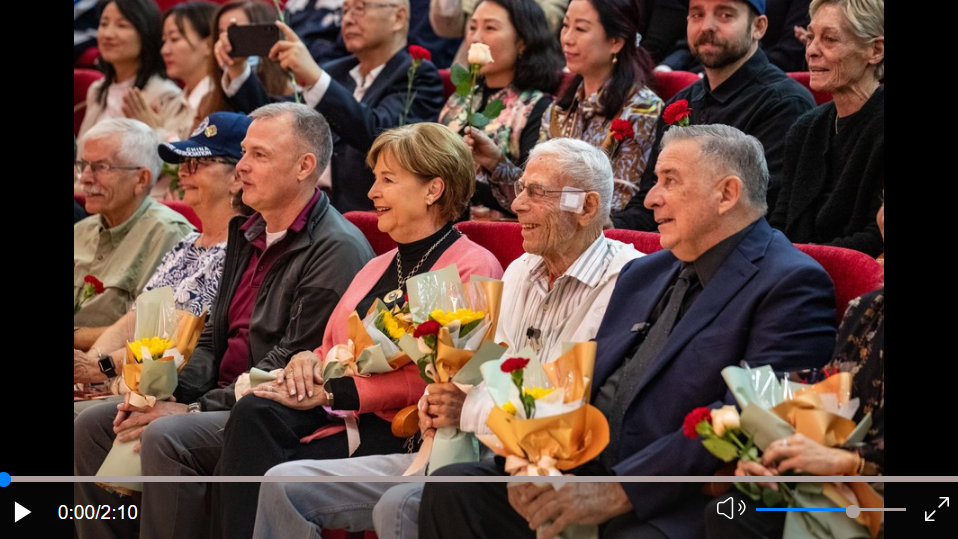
[478, 342, 608, 539]
[322, 298, 414, 382]
[397, 264, 506, 474]
[721, 364, 882, 539]
[96, 286, 206, 495]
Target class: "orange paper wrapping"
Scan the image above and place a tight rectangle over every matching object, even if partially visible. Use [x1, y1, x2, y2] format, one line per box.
[771, 373, 857, 446]
[542, 341, 596, 404]
[475, 280, 503, 343]
[484, 405, 609, 472]
[344, 310, 411, 372]
[821, 482, 883, 538]
[434, 327, 475, 382]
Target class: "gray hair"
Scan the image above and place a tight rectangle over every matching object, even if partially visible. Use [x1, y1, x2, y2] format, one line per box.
[811, 0, 884, 80]
[661, 124, 769, 214]
[249, 103, 333, 178]
[527, 138, 614, 219]
[81, 118, 162, 185]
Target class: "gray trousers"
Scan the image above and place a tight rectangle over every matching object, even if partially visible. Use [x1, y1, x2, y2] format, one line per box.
[73, 400, 229, 539]
[253, 453, 422, 539]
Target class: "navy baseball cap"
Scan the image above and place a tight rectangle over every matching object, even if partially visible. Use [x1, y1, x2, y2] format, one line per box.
[158, 112, 252, 163]
[683, 0, 765, 15]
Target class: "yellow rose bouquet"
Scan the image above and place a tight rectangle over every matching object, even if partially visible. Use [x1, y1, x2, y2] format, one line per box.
[96, 286, 205, 494]
[396, 264, 506, 473]
[321, 299, 414, 382]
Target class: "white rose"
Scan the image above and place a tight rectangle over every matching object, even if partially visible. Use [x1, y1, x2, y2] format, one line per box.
[711, 405, 741, 437]
[467, 43, 494, 66]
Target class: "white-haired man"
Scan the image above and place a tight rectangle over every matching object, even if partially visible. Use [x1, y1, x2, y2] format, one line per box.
[249, 138, 644, 539]
[74, 118, 194, 350]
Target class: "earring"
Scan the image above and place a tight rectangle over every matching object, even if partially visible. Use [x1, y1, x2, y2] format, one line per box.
[612, 54, 618, 65]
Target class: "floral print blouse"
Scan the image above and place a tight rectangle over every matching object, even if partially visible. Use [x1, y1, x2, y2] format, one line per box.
[541, 83, 663, 211]
[829, 288, 884, 474]
[440, 84, 550, 212]
[143, 232, 227, 316]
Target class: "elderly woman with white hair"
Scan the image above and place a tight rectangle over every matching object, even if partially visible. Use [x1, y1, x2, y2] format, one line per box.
[770, 0, 884, 256]
[74, 118, 195, 350]
[247, 137, 644, 539]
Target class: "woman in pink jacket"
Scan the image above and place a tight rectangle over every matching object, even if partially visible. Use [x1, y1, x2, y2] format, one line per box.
[211, 123, 503, 539]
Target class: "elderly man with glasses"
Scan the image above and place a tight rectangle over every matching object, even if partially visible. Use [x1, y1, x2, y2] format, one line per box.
[216, 0, 444, 213]
[246, 138, 643, 539]
[74, 118, 195, 351]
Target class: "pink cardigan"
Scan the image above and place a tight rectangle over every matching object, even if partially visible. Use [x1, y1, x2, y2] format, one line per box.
[315, 234, 503, 421]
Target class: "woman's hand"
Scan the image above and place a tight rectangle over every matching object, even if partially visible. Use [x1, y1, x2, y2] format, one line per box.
[464, 127, 504, 172]
[213, 17, 247, 82]
[735, 459, 779, 491]
[275, 350, 322, 401]
[269, 21, 323, 87]
[761, 433, 859, 476]
[252, 380, 328, 411]
[424, 382, 466, 428]
[122, 87, 162, 128]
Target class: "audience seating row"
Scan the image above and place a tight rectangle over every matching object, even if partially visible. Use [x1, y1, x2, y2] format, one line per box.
[343, 211, 883, 322]
[74, 194, 203, 232]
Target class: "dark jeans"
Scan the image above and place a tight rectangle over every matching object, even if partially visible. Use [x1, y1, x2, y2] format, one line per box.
[211, 395, 407, 539]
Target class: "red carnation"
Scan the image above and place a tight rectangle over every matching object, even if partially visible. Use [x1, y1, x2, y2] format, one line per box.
[84, 274, 105, 295]
[683, 407, 711, 439]
[609, 119, 635, 141]
[413, 320, 441, 338]
[409, 45, 432, 63]
[663, 99, 692, 126]
[500, 357, 530, 374]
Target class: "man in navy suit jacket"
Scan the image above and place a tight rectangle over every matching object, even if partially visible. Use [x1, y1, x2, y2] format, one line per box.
[419, 125, 837, 539]
[217, 0, 444, 212]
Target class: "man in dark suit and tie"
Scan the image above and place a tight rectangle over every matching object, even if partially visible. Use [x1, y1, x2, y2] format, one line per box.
[217, 0, 444, 212]
[418, 124, 837, 539]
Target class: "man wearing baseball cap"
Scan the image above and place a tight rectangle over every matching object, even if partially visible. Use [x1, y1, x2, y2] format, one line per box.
[614, 0, 816, 231]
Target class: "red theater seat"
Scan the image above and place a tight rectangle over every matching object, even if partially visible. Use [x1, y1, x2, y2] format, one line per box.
[787, 72, 833, 106]
[344, 211, 397, 256]
[653, 71, 701, 102]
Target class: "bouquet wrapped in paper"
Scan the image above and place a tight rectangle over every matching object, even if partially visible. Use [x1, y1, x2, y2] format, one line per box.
[312, 299, 417, 456]
[322, 299, 414, 380]
[478, 342, 609, 539]
[721, 364, 881, 539]
[95, 287, 205, 494]
[397, 264, 505, 473]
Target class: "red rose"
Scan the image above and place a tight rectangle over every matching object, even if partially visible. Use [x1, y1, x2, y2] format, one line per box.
[609, 119, 635, 141]
[663, 99, 692, 126]
[500, 357, 530, 374]
[683, 407, 711, 439]
[84, 275, 105, 295]
[409, 45, 432, 62]
[413, 320, 441, 338]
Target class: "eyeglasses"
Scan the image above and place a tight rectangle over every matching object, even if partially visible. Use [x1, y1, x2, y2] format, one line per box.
[75, 159, 143, 178]
[515, 179, 586, 200]
[342, 1, 398, 18]
[182, 157, 238, 175]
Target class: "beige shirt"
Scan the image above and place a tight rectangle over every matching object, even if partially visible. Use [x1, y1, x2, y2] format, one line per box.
[74, 198, 195, 328]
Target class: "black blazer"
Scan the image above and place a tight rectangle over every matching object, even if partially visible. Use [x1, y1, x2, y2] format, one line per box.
[229, 49, 445, 212]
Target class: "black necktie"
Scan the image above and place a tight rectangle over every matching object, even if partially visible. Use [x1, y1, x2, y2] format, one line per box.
[605, 264, 698, 465]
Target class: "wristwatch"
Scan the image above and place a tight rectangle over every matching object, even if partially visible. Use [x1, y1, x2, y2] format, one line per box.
[97, 355, 117, 378]
[187, 402, 202, 414]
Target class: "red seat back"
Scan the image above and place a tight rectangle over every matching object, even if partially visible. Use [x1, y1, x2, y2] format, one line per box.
[604, 228, 663, 255]
[75, 68, 105, 136]
[160, 200, 203, 231]
[343, 211, 397, 256]
[438, 68, 456, 100]
[75, 46, 100, 69]
[653, 71, 701, 102]
[795, 244, 883, 323]
[787, 72, 833, 106]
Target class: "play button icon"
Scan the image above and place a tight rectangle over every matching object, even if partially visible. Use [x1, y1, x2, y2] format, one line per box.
[14, 502, 29, 523]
